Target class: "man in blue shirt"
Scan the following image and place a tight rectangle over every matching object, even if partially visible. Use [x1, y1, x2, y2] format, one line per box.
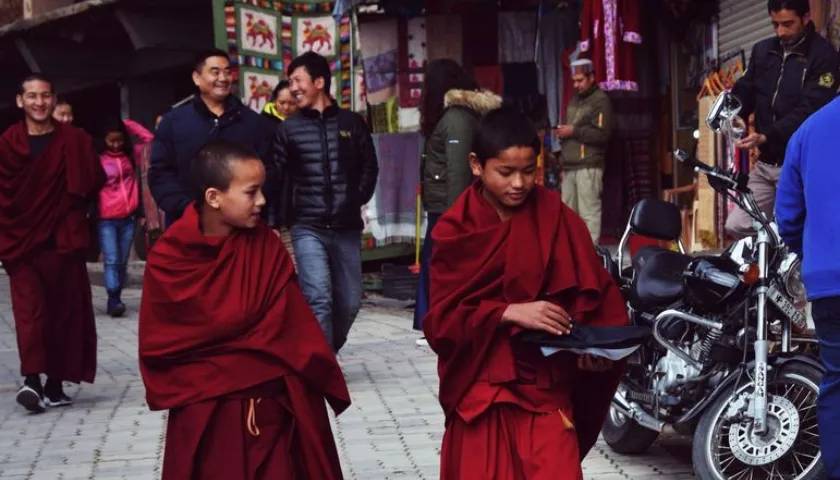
[776, 96, 840, 479]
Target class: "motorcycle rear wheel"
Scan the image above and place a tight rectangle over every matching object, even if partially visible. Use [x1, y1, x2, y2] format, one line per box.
[692, 362, 824, 480]
[602, 386, 660, 454]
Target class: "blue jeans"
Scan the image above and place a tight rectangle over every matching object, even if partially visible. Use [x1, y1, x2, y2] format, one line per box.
[291, 225, 362, 352]
[812, 296, 840, 479]
[98, 217, 136, 294]
[413, 212, 441, 331]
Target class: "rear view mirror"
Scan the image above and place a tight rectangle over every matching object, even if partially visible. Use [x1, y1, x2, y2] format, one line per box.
[706, 92, 742, 133]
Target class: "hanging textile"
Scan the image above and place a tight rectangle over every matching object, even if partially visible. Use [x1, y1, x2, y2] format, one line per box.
[536, 0, 580, 128]
[498, 11, 538, 64]
[399, 107, 421, 131]
[364, 132, 424, 245]
[579, 0, 642, 92]
[370, 97, 399, 134]
[332, 0, 364, 18]
[502, 62, 543, 122]
[426, 15, 463, 64]
[359, 18, 399, 106]
[473, 65, 504, 95]
[398, 17, 427, 108]
[462, 8, 498, 68]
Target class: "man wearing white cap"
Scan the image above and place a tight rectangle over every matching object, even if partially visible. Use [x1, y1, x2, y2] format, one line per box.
[555, 59, 613, 244]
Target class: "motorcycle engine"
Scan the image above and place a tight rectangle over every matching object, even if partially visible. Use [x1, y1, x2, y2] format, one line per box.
[654, 349, 701, 394]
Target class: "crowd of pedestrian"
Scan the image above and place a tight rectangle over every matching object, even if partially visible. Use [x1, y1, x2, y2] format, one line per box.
[2, 0, 840, 477]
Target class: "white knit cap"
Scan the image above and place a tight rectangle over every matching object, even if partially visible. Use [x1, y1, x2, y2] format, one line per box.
[571, 59, 594, 75]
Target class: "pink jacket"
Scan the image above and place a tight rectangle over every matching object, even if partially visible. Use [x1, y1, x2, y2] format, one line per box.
[98, 151, 139, 219]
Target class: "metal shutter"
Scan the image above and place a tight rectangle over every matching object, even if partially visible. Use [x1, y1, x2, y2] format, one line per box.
[718, 0, 775, 62]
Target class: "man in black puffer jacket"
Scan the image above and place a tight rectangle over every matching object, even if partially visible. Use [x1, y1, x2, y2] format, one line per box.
[271, 52, 378, 352]
[726, 0, 839, 238]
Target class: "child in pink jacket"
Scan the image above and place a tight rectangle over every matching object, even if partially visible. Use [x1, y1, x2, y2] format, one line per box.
[97, 120, 143, 317]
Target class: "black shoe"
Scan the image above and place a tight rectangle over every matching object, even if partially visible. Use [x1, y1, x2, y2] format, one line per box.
[44, 392, 73, 408]
[16, 385, 45, 413]
[106, 289, 126, 317]
[107, 298, 126, 317]
[108, 302, 126, 317]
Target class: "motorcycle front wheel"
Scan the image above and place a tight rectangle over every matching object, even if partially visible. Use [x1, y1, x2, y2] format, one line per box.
[692, 362, 824, 480]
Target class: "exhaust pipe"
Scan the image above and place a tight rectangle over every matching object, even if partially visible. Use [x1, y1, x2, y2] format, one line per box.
[612, 392, 665, 433]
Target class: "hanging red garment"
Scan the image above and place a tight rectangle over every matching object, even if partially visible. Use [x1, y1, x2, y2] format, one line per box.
[580, 0, 643, 91]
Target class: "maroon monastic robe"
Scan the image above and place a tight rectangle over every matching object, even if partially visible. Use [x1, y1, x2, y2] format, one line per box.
[424, 183, 628, 479]
[139, 205, 350, 480]
[0, 121, 103, 382]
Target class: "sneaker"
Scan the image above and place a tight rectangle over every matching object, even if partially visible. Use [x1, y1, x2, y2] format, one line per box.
[44, 393, 73, 408]
[415, 337, 429, 347]
[16, 385, 45, 414]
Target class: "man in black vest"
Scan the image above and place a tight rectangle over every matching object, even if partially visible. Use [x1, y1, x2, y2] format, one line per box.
[271, 52, 378, 352]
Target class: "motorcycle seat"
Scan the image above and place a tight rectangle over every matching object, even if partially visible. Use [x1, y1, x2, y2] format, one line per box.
[630, 247, 692, 310]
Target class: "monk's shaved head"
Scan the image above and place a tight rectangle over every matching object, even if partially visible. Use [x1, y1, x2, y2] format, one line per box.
[191, 140, 260, 205]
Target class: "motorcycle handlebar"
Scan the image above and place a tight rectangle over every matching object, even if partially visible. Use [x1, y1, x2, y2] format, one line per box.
[672, 148, 776, 237]
[672, 149, 749, 193]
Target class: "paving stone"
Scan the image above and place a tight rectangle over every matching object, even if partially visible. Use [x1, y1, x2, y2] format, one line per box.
[0, 269, 694, 479]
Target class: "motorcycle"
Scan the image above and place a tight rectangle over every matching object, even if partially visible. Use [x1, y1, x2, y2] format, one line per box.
[599, 92, 824, 479]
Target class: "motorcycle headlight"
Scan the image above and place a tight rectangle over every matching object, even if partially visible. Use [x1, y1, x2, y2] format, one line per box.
[781, 255, 807, 309]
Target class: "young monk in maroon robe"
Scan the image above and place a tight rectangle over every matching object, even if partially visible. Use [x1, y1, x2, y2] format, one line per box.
[0, 74, 103, 413]
[424, 107, 629, 479]
[139, 140, 350, 480]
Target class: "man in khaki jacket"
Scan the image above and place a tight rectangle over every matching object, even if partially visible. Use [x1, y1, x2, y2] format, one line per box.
[555, 59, 614, 243]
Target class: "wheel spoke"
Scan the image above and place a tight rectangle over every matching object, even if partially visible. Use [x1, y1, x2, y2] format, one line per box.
[758, 464, 772, 478]
[782, 383, 795, 398]
[792, 452, 809, 472]
[797, 451, 819, 461]
[718, 449, 736, 460]
[730, 467, 751, 480]
[769, 461, 779, 480]
[798, 439, 821, 451]
[720, 453, 738, 470]
[795, 392, 816, 410]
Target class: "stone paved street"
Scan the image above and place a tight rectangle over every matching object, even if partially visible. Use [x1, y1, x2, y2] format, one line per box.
[0, 268, 694, 479]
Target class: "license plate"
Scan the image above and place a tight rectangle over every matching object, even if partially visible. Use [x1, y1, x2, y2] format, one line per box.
[768, 285, 807, 331]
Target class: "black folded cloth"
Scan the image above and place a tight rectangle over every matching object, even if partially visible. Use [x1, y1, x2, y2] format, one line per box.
[518, 324, 651, 350]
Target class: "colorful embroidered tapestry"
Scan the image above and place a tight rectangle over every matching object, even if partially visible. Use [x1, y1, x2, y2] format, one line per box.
[216, 0, 353, 111]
